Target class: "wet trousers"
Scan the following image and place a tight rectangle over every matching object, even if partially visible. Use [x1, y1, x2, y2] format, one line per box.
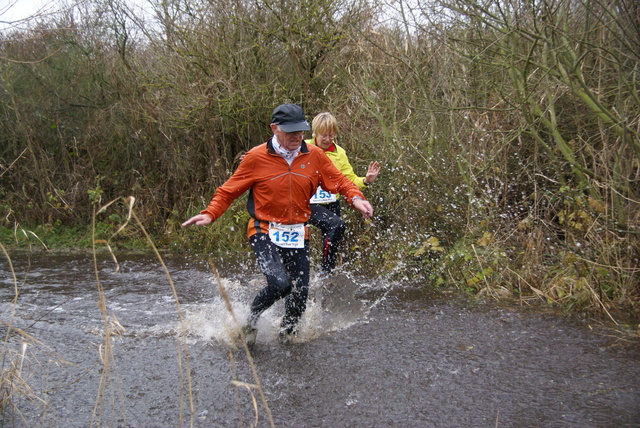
[308, 201, 345, 273]
[248, 233, 310, 333]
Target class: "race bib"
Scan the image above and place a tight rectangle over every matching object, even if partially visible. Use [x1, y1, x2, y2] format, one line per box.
[310, 186, 337, 204]
[268, 222, 305, 248]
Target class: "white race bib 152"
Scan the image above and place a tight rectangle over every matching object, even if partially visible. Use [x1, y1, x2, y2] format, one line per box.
[268, 222, 305, 248]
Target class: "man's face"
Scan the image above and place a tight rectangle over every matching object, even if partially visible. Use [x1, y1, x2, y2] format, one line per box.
[271, 124, 304, 152]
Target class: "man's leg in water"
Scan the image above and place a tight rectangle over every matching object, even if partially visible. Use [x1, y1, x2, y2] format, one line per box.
[280, 241, 310, 335]
[248, 233, 292, 327]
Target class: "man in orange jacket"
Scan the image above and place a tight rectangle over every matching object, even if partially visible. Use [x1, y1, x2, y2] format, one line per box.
[182, 103, 373, 343]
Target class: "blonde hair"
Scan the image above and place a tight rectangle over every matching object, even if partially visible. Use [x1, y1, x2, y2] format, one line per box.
[311, 112, 339, 138]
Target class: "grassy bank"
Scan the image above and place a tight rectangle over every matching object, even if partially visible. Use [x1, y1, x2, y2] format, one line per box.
[2, 192, 638, 329]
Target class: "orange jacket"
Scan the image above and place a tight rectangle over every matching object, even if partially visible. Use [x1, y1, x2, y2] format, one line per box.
[200, 138, 366, 238]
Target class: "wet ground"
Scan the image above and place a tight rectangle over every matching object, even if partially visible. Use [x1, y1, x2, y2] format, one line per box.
[1, 251, 639, 427]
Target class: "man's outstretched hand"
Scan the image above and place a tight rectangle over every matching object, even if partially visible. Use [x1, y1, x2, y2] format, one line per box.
[352, 199, 374, 219]
[182, 214, 213, 227]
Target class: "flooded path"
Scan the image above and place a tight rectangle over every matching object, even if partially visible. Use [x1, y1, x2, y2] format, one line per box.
[1, 251, 639, 427]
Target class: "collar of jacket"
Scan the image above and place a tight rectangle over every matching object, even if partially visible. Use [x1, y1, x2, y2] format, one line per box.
[267, 137, 310, 155]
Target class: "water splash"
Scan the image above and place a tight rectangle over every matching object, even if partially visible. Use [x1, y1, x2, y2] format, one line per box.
[180, 272, 381, 346]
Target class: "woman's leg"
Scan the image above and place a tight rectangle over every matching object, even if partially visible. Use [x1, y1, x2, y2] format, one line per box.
[309, 202, 345, 273]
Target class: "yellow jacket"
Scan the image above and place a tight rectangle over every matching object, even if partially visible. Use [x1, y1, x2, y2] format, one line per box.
[306, 139, 367, 190]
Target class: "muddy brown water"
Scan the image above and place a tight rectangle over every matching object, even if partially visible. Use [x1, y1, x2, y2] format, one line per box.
[1, 251, 639, 427]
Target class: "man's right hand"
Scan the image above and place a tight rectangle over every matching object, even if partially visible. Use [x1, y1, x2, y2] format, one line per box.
[181, 214, 213, 227]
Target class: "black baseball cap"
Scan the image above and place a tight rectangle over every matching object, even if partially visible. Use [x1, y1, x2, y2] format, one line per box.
[271, 103, 310, 133]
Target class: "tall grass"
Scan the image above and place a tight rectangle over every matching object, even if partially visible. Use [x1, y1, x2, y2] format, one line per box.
[0, 202, 273, 426]
[0, 242, 71, 424]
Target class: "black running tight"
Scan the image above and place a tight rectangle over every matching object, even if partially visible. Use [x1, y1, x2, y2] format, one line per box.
[248, 233, 310, 332]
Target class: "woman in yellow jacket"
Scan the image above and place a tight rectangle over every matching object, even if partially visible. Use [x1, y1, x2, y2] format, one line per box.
[307, 112, 381, 274]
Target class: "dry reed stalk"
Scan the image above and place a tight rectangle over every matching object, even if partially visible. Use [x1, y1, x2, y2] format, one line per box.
[230, 380, 260, 427]
[0, 147, 28, 180]
[582, 279, 618, 325]
[131, 213, 195, 426]
[0, 246, 63, 424]
[227, 349, 246, 427]
[90, 205, 127, 427]
[0, 242, 18, 303]
[471, 243, 493, 293]
[1, 346, 44, 426]
[93, 239, 120, 272]
[208, 258, 275, 428]
[91, 195, 198, 426]
[0, 243, 24, 421]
